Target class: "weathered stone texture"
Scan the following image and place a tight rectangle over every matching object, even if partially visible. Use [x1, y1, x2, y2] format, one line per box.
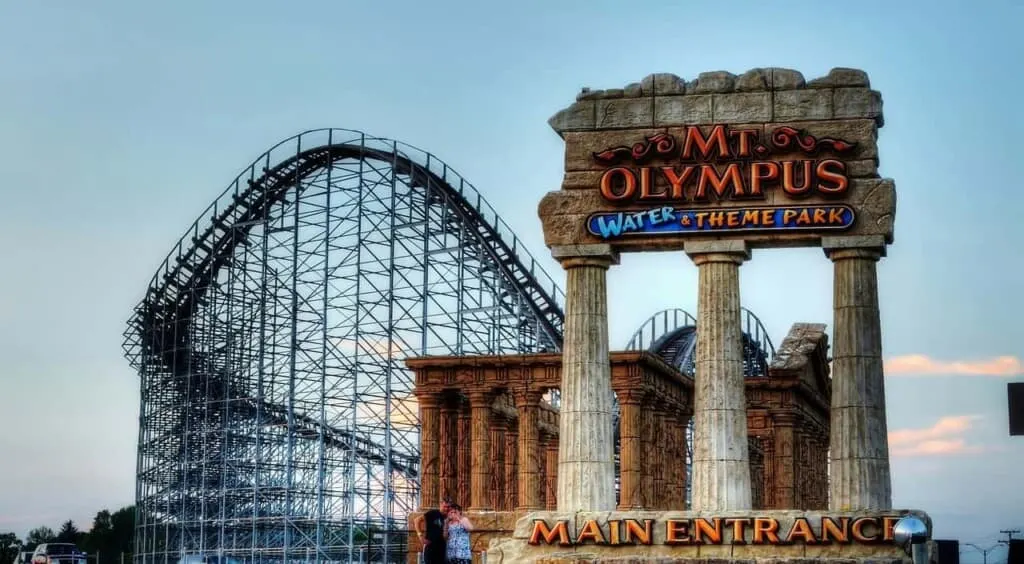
[558, 255, 617, 512]
[774, 89, 834, 121]
[548, 67, 885, 137]
[693, 71, 737, 93]
[687, 246, 753, 511]
[835, 87, 884, 126]
[712, 92, 771, 123]
[825, 244, 893, 511]
[654, 95, 712, 126]
[596, 98, 654, 129]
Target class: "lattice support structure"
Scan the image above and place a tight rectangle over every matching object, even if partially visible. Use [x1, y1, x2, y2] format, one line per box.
[123, 129, 565, 564]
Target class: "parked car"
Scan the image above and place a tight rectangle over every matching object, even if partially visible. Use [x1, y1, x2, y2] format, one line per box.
[31, 544, 86, 564]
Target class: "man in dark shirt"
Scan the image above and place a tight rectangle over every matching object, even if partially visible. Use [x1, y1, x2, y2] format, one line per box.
[414, 498, 452, 564]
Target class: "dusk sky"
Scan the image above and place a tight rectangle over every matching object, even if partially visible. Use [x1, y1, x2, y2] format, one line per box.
[1, 0, 1021, 560]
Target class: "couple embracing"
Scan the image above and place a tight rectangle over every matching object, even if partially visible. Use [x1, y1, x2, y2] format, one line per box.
[414, 498, 474, 564]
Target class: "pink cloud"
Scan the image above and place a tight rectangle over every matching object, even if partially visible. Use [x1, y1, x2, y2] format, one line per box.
[884, 355, 1024, 377]
[889, 415, 985, 457]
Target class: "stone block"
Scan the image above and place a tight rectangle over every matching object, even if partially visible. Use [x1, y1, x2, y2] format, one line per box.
[713, 92, 771, 123]
[805, 67, 871, 88]
[774, 89, 833, 121]
[597, 98, 655, 129]
[624, 82, 644, 97]
[653, 73, 687, 95]
[601, 88, 626, 99]
[562, 128, 667, 172]
[769, 68, 806, 90]
[550, 101, 597, 135]
[561, 171, 605, 191]
[834, 88, 884, 126]
[683, 239, 750, 257]
[693, 71, 737, 93]
[735, 69, 769, 91]
[655, 95, 713, 126]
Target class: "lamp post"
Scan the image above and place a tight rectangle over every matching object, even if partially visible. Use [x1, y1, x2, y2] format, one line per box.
[964, 542, 1004, 564]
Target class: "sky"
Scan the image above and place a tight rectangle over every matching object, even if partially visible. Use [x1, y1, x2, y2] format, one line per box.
[0, 0, 1022, 560]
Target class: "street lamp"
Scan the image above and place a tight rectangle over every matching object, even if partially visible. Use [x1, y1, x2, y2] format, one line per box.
[964, 542, 1005, 564]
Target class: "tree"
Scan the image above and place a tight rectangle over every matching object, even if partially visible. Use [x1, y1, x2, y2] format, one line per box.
[1, 532, 22, 564]
[55, 522, 80, 544]
[25, 527, 56, 549]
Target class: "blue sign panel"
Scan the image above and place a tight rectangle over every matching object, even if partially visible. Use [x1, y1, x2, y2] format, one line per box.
[586, 205, 855, 239]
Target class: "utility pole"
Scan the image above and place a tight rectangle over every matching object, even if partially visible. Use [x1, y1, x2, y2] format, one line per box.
[965, 543, 1004, 564]
[999, 530, 1020, 545]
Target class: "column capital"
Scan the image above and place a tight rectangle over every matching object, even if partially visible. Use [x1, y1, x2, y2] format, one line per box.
[512, 387, 544, 408]
[684, 240, 751, 265]
[773, 411, 800, 427]
[467, 387, 497, 405]
[551, 244, 620, 269]
[414, 390, 444, 407]
[614, 388, 647, 405]
[822, 235, 887, 261]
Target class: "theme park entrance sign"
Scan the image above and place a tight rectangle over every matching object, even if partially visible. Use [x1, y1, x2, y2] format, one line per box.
[586, 125, 857, 239]
[539, 67, 896, 253]
[528, 515, 901, 547]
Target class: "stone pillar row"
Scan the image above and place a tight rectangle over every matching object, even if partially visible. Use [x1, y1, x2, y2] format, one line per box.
[417, 387, 556, 512]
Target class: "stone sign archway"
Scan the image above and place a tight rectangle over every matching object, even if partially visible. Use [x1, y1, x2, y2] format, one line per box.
[538, 67, 896, 516]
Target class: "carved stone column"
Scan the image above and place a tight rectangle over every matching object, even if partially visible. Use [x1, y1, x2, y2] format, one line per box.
[772, 412, 797, 509]
[439, 397, 459, 501]
[456, 396, 471, 504]
[505, 416, 518, 510]
[515, 390, 543, 510]
[468, 389, 494, 510]
[416, 391, 442, 509]
[652, 402, 670, 509]
[552, 244, 618, 512]
[489, 412, 507, 510]
[824, 236, 892, 511]
[616, 389, 644, 510]
[675, 412, 691, 508]
[640, 392, 655, 508]
[545, 434, 559, 510]
[686, 240, 752, 511]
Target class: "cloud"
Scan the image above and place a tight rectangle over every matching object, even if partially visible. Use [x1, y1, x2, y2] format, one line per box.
[884, 354, 1024, 377]
[889, 415, 985, 457]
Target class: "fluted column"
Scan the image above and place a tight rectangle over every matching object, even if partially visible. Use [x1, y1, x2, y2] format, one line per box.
[653, 402, 669, 509]
[439, 397, 459, 501]
[825, 237, 892, 511]
[416, 391, 442, 509]
[468, 389, 494, 510]
[504, 416, 518, 510]
[675, 413, 691, 508]
[489, 412, 507, 509]
[515, 390, 543, 510]
[545, 434, 559, 510]
[456, 397, 471, 504]
[640, 393, 655, 508]
[772, 412, 797, 508]
[686, 240, 752, 511]
[552, 245, 618, 512]
[616, 389, 644, 509]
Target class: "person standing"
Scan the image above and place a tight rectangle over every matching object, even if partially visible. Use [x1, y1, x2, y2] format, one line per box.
[414, 498, 451, 564]
[444, 504, 473, 564]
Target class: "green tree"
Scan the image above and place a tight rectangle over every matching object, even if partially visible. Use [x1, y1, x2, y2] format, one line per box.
[55, 522, 80, 545]
[25, 527, 56, 550]
[1, 532, 22, 564]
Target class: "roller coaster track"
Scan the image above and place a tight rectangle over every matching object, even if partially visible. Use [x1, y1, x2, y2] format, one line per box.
[124, 129, 566, 484]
